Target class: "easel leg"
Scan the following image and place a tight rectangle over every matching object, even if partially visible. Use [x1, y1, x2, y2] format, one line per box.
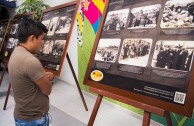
[0, 62, 7, 87]
[142, 111, 151, 126]
[165, 112, 172, 126]
[3, 83, 11, 110]
[66, 53, 88, 111]
[88, 95, 103, 126]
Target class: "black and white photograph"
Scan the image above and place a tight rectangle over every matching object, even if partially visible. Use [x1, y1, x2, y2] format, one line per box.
[118, 38, 152, 67]
[42, 40, 54, 54]
[10, 23, 19, 35]
[152, 40, 194, 71]
[0, 37, 3, 44]
[47, 17, 59, 36]
[6, 38, 18, 49]
[128, 4, 161, 29]
[0, 26, 5, 35]
[103, 9, 129, 31]
[160, 0, 194, 28]
[94, 39, 121, 62]
[55, 16, 72, 34]
[52, 40, 66, 56]
[41, 19, 51, 29]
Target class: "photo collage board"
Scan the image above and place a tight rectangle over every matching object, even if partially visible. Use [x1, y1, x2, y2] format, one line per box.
[84, 0, 194, 117]
[37, 2, 78, 75]
[4, 13, 34, 58]
[0, 19, 10, 51]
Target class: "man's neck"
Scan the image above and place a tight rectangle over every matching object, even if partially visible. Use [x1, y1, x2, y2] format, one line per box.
[18, 43, 33, 53]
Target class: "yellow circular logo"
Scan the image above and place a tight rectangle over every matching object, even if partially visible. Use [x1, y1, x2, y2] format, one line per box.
[90, 70, 103, 82]
[4, 51, 8, 57]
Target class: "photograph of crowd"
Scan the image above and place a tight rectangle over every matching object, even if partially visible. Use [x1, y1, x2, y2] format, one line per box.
[103, 9, 129, 31]
[42, 40, 54, 55]
[0, 26, 5, 35]
[6, 38, 18, 49]
[94, 39, 121, 62]
[41, 19, 51, 29]
[152, 40, 194, 71]
[0, 37, 3, 44]
[10, 24, 18, 35]
[128, 4, 161, 29]
[52, 40, 66, 56]
[55, 16, 72, 34]
[118, 38, 152, 67]
[47, 17, 59, 36]
[160, 0, 194, 28]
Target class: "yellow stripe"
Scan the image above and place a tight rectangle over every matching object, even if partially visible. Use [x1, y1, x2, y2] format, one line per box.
[76, 12, 83, 33]
[92, 0, 105, 14]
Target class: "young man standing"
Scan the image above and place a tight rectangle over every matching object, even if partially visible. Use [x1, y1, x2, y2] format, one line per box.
[8, 18, 54, 126]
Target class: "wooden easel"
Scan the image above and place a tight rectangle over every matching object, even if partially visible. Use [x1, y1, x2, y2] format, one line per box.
[88, 87, 172, 126]
[3, 53, 88, 111]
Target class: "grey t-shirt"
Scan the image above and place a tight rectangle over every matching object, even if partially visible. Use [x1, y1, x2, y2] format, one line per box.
[8, 46, 49, 121]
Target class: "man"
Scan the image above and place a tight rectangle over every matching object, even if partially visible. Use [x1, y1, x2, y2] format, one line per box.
[8, 18, 54, 126]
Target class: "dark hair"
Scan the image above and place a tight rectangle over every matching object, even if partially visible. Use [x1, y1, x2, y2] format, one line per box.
[17, 18, 48, 43]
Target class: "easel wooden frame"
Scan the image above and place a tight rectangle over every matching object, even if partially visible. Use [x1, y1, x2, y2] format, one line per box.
[84, 0, 194, 118]
[0, 19, 10, 87]
[38, 0, 88, 110]
[39, 0, 79, 76]
[0, 13, 34, 87]
[3, 53, 88, 111]
[3, 12, 34, 61]
[0, 18, 10, 52]
[88, 87, 172, 126]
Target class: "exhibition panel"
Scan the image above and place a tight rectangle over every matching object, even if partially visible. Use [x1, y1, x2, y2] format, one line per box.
[84, 0, 194, 117]
[4, 13, 34, 59]
[37, 1, 79, 76]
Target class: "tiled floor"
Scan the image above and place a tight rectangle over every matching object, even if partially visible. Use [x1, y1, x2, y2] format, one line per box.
[0, 72, 163, 126]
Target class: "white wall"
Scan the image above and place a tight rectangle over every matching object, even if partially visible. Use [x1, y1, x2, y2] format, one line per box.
[43, 0, 74, 7]
[43, 0, 78, 85]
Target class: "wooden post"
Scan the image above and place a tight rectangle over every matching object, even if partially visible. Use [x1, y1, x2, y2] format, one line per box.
[66, 53, 88, 111]
[3, 83, 11, 110]
[165, 111, 173, 126]
[88, 95, 103, 126]
[142, 111, 151, 126]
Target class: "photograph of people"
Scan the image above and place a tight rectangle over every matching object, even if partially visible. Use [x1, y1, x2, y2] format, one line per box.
[41, 19, 51, 29]
[103, 9, 129, 31]
[118, 38, 152, 67]
[52, 40, 66, 56]
[128, 4, 161, 29]
[0, 37, 3, 44]
[42, 40, 54, 55]
[47, 17, 59, 36]
[10, 24, 19, 35]
[160, 0, 194, 28]
[6, 38, 18, 49]
[94, 39, 121, 62]
[152, 40, 194, 71]
[0, 26, 5, 35]
[55, 16, 72, 34]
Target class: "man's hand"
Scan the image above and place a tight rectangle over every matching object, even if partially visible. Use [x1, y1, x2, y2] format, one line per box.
[46, 72, 55, 81]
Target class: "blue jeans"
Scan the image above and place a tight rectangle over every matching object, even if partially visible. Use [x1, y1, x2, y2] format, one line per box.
[14, 114, 49, 126]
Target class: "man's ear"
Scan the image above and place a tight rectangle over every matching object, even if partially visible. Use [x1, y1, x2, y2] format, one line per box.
[28, 35, 35, 43]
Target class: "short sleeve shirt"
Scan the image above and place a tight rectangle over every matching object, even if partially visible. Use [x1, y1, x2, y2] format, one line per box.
[8, 46, 49, 121]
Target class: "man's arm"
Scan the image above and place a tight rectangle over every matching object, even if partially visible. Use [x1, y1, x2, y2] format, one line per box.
[46, 72, 55, 81]
[35, 74, 53, 96]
